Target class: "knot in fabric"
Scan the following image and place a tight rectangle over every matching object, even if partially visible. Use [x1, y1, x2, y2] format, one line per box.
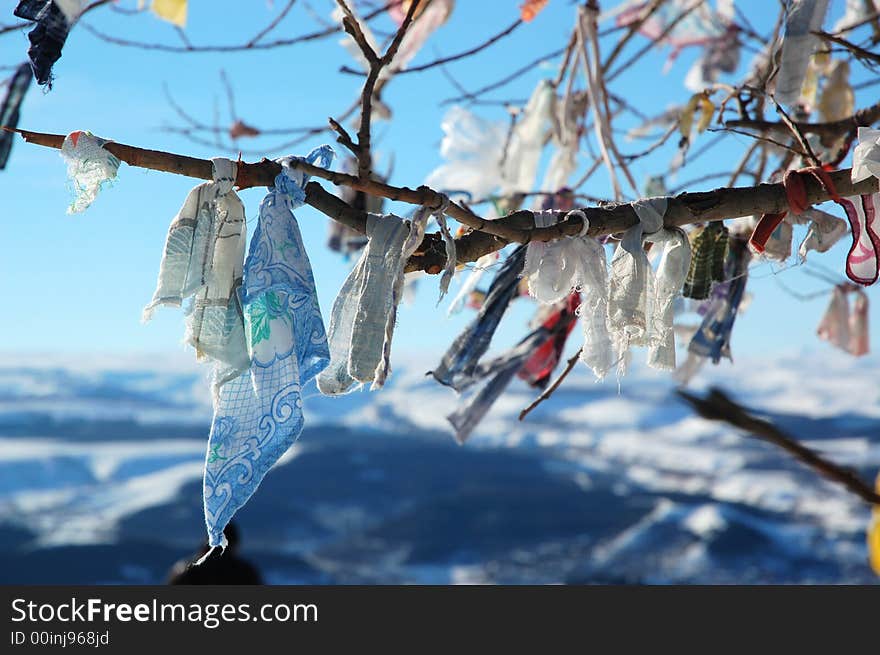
[60, 130, 121, 213]
[274, 145, 335, 207]
[210, 157, 238, 197]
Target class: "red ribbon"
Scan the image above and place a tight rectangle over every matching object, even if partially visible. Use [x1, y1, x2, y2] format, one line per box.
[750, 167, 843, 254]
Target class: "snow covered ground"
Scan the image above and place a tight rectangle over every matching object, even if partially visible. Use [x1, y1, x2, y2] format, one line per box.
[0, 348, 877, 584]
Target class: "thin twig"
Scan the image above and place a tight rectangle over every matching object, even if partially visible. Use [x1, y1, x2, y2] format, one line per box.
[441, 46, 566, 106]
[247, 0, 298, 47]
[813, 30, 880, 65]
[337, 0, 421, 178]
[79, 2, 394, 53]
[342, 19, 524, 77]
[519, 349, 583, 421]
[772, 96, 820, 167]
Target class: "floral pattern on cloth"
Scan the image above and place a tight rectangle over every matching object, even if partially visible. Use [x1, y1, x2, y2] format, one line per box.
[317, 206, 427, 395]
[203, 146, 334, 548]
[575, 233, 614, 380]
[59, 130, 121, 213]
[142, 157, 249, 388]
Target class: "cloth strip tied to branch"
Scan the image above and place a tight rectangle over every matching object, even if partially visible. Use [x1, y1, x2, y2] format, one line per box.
[317, 205, 429, 395]
[143, 157, 249, 390]
[204, 145, 334, 549]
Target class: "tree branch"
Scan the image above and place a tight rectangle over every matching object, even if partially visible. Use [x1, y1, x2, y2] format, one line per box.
[518, 348, 583, 421]
[678, 388, 880, 506]
[336, 0, 421, 179]
[79, 2, 392, 53]
[725, 100, 880, 147]
[7, 126, 880, 272]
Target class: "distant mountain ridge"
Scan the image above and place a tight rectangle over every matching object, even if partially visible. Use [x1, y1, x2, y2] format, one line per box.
[0, 350, 877, 584]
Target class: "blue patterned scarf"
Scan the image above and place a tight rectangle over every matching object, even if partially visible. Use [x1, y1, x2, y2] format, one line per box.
[203, 146, 334, 548]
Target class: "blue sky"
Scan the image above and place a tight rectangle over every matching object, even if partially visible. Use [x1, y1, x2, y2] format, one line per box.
[0, 0, 876, 367]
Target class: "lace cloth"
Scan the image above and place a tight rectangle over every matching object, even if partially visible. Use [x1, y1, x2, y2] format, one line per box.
[607, 198, 664, 363]
[576, 234, 614, 380]
[644, 226, 691, 370]
[59, 131, 121, 213]
[522, 210, 593, 305]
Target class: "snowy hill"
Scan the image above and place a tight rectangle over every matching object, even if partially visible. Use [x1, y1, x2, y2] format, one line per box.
[0, 349, 877, 584]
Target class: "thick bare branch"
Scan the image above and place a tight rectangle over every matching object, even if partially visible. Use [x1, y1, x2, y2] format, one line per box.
[8, 127, 879, 270]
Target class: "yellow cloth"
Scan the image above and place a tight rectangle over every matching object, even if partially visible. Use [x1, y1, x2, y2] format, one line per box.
[870, 472, 880, 576]
[152, 0, 187, 27]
